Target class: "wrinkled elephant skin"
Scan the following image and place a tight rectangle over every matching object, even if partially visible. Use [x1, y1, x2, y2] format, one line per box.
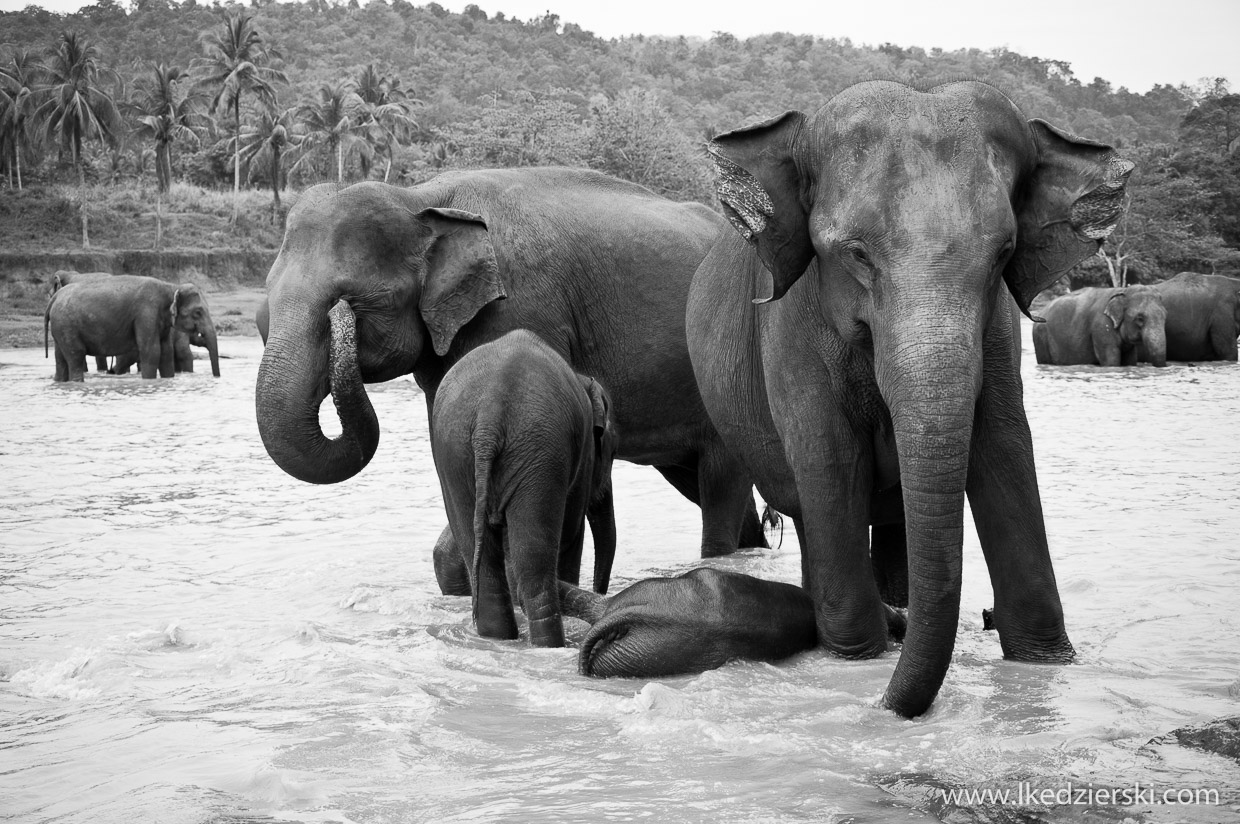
[1148, 272, 1240, 362]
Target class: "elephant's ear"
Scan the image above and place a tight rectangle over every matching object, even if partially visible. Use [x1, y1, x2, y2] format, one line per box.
[708, 111, 813, 303]
[1103, 291, 1127, 328]
[584, 377, 615, 494]
[585, 377, 610, 443]
[416, 207, 506, 357]
[1005, 120, 1135, 320]
[170, 288, 181, 323]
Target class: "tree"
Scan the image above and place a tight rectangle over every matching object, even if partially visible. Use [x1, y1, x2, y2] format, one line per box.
[444, 89, 585, 168]
[586, 89, 713, 203]
[193, 8, 286, 222]
[294, 80, 365, 183]
[0, 49, 42, 190]
[36, 31, 124, 248]
[354, 64, 418, 182]
[129, 62, 204, 250]
[239, 104, 301, 220]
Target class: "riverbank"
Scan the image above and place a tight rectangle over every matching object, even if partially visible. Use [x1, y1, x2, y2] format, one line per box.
[1, 182, 288, 347]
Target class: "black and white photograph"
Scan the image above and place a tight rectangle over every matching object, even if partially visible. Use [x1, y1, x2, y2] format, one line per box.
[1, 0, 1238, 820]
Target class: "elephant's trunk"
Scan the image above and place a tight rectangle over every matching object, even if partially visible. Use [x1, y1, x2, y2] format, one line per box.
[874, 308, 983, 718]
[256, 298, 380, 484]
[201, 323, 221, 377]
[1142, 321, 1167, 367]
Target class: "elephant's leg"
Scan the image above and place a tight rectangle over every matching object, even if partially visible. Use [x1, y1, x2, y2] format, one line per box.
[111, 351, 135, 375]
[158, 328, 176, 378]
[1209, 322, 1239, 361]
[94, 356, 108, 373]
[61, 343, 88, 382]
[136, 328, 162, 379]
[473, 519, 519, 641]
[505, 502, 566, 648]
[556, 485, 589, 589]
[432, 524, 472, 596]
[1120, 345, 1138, 366]
[966, 350, 1074, 663]
[793, 449, 889, 659]
[53, 346, 70, 382]
[655, 457, 764, 558]
[1091, 329, 1121, 366]
[870, 522, 909, 609]
[174, 332, 194, 373]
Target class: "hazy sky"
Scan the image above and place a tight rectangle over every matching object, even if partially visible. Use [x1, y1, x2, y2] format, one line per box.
[2, 0, 1235, 93]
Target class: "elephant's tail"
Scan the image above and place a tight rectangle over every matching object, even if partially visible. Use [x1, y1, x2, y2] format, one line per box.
[558, 580, 608, 625]
[470, 442, 500, 622]
[44, 293, 53, 358]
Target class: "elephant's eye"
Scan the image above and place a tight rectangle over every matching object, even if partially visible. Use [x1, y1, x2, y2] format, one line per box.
[844, 243, 872, 268]
[993, 241, 1016, 270]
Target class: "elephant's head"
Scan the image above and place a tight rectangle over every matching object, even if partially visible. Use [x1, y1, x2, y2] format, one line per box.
[171, 284, 221, 377]
[255, 182, 504, 484]
[1105, 286, 1166, 366]
[709, 80, 1132, 717]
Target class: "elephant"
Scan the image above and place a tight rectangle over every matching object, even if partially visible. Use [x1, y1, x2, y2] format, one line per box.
[559, 568, 821, 677]
[431, 329, 616, 646]
[45, 275, 221, 381]
[1032, 286, 1167, 366]
[109, 329, 213, 375]
[600, 80, 1132, 719]
[49, 270, 114, 372]
[254, 168, 768, 577]
[1146, 272, 1240, 361]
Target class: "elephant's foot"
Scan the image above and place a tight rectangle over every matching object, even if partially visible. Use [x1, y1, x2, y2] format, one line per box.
[815, 598, 891, 660]
[990, 606, 1075, 663]
[432, 526, 472, 596]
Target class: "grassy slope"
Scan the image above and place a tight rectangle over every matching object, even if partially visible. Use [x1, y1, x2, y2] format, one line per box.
[1, 183, 293, 347]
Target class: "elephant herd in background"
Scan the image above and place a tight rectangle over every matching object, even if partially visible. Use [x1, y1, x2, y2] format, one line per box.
[1033, 273, 1240, 366]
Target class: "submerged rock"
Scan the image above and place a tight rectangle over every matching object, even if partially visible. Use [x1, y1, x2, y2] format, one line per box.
[1162, 716, 1240, 762]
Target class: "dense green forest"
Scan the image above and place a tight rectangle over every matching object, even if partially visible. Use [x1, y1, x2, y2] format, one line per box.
[2, 0, 1238, 282]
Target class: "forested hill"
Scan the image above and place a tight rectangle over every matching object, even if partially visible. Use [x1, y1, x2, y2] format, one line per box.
[0, 0, 1198, 147]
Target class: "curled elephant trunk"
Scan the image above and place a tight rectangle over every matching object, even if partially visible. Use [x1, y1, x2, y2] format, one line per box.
[874, 319, 982, 718]
[255, 298, 380, 484]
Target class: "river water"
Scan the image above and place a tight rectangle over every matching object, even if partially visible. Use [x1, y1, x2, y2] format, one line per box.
[2, 323, 1238, 824]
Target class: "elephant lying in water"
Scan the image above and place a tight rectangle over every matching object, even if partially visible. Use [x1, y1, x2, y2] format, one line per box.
[606, 80, 1131, 718]
[559, 568, 823, 677]
[432, 330, 616, 646]
[1032, 286, 1167, 366]
[45, 275, 221, 381]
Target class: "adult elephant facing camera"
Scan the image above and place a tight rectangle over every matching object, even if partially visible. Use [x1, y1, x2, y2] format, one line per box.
[255, 168, 764, 565]
[680, 81, 1132, 717]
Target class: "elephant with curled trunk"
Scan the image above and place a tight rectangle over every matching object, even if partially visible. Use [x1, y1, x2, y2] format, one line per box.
[585, 81, 1131, 718]
[433, 330, 617, 646]
[45, 275, 221, 381]
[1032, 286, 1167, 366]
[1146, 272, 1240, 361]
[254, 168, 767, 573]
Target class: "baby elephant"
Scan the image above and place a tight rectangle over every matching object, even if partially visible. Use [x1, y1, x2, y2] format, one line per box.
[432, 330, 617, 647]
[559, 568, 820, 677]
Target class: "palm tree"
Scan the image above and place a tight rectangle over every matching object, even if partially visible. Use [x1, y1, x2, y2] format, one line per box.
[0, 49, 42, 190]
[36, 31, 124, 248]
[294, 80, 365, 183]
[129, 63, 205, 251]
[238, 104, 301, 221]
[130, 63, 203, 194]
[192, 8, 286, 223]
[354, 64, 419, 182]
